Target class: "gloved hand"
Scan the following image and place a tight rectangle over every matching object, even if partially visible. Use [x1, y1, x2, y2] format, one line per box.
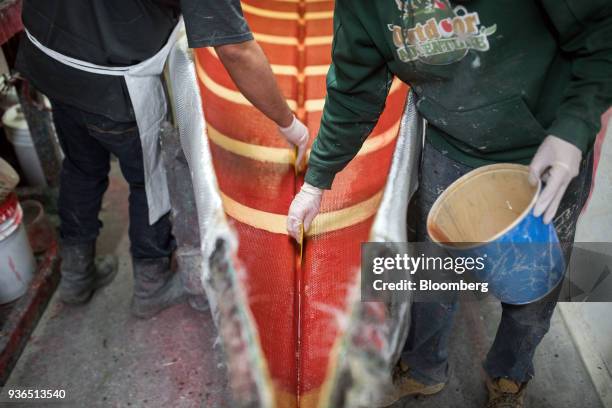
[287, 182, 323, 242]
[529, 135, 582, 224]
[278, 115, 309, 172]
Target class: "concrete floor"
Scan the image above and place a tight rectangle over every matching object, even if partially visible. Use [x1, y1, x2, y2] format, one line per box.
[0, 163, 232, 408]
[390, 301, 603, 408]
[0, 162, 604, 408]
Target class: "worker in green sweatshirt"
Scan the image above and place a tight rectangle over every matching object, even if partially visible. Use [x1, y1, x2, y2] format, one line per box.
[286, 1, 612, 407]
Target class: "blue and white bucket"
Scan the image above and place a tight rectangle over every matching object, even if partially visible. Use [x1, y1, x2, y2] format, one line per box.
[427, 163, 565, 305]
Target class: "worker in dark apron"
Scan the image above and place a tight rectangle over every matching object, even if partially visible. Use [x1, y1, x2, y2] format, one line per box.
[17, 0, 309, 319]
[287, 0, 611, 407]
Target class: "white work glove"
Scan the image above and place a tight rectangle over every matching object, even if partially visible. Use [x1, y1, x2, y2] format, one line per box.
[278, 115, 309, 172]
[529, 135, 582, 224]
[287, 182, 323, 242]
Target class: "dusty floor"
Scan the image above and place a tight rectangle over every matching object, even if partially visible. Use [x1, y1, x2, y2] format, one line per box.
[0, 162, 603, 408]
[390, 301, 602, 408]
[1, 163, 232, 408]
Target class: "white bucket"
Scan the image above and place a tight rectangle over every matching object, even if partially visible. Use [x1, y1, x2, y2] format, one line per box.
[0, 75, 19, 111]
[2, 104, 47, 187]
[0, 194, 36, 304]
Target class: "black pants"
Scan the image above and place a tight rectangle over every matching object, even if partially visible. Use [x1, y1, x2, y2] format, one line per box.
[402, 142, 593, 385]
[51, 100, 174, 259]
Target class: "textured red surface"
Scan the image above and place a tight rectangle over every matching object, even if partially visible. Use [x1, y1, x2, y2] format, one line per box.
[231, 221, 299, 395]
[0, 0, 22, 46]
[195, 1, 408, 405]
[0, 193, 18, 224]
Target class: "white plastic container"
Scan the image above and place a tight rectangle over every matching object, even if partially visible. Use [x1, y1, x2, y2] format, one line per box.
[2, 104, 47, 187]
[0, 75, 19, 111]
[0, 194, 36, 304]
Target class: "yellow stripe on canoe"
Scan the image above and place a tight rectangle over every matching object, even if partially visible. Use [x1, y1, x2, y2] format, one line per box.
[207, 124, 295, 164]
[241, 3, 333, 20]
[195, 56, 299, 110]
[196, 52, 404, 114]
[207, 47, 327, 78]
[205, 47, 298, 75]
[310, 191, 383, 236]
[220, 190, 383, 236]
[253, 32, 299, 45]
[220, 191, 288, 234]
[253, 33, 332, 46]
[206, 118, 399, 164]
[303, 65, 330, 76]
[303, 78, 404, 111]
[304, 36, 333, 46]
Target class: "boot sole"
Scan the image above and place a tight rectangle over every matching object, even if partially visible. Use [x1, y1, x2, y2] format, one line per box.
[130, 305, 164, 320]
[130, 300, 181, 320]
[414, 382, 446, 395]
[130, 293, 188, 320]
[59, 290, 94, 305]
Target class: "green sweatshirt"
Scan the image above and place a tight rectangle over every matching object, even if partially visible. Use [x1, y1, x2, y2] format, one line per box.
[305, 0, 612, 189]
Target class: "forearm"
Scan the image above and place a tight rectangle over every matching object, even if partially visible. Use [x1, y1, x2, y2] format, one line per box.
[305, 61, 390, 190]
[305, 103, 383, 189]
[215, 40, 293, 127]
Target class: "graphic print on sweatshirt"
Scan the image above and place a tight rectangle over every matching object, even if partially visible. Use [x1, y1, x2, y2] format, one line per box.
[388, 0, 497, 65]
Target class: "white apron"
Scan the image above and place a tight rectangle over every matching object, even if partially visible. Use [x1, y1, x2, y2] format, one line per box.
[25, 19, 184, 224]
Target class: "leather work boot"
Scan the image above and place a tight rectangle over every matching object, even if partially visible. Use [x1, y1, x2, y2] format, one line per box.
[131, 257, 187, 319]
[58, 242, 118, 305]
[375, 361, 446, 407]
[486, 377, 526, 408]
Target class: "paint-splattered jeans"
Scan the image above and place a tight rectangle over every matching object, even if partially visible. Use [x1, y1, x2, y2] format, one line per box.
[51, 100, 174, 259]
[401, 141, 592, 385]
